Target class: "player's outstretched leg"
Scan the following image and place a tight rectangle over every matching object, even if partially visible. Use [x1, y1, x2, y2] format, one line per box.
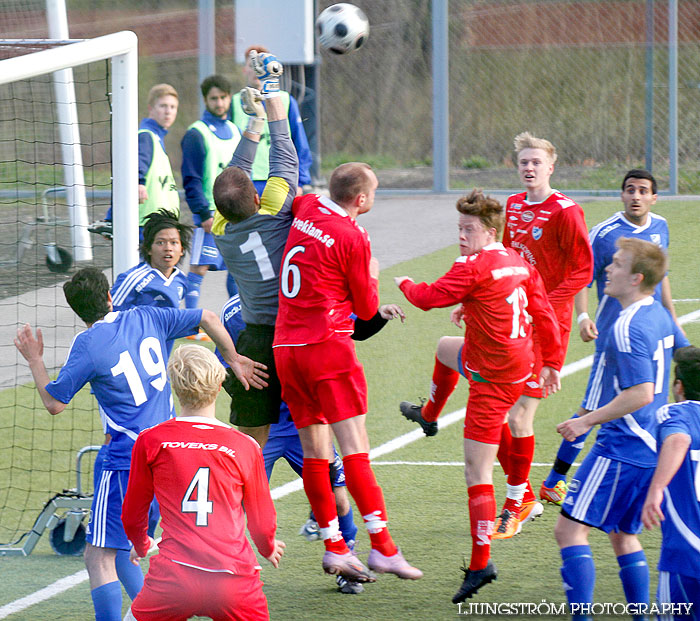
[401, 353, 460, 437]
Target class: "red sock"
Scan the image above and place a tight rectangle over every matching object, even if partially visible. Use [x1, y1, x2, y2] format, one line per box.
[499, 425, 536, 504]
[505, 436, 535, 510]
[343, 453, 397, 556]
[302, 458, 347, 554]
[468, 484, 495, 571]
[422, 356, 459, 422]
[523, 480, 536, 504]
[497, 422, 512, 475]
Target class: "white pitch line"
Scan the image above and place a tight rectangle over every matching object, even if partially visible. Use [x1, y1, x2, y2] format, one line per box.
[4, 306, 698, 618]
[0, 570, 88, 618]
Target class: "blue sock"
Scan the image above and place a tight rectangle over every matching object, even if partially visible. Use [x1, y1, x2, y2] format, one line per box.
[90, 580, 122, 621]
[618, 550, 649, 620]
[226, 273, 239, 297]
[338, 507, 358, 546]
[560, 545, 595, 621]
[544, 414, 593, 488]
[185, 272, 204, 309]
[115, 549, 144, 600]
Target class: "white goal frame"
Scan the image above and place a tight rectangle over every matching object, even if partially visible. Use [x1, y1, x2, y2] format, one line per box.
[0, 31, 140, 275]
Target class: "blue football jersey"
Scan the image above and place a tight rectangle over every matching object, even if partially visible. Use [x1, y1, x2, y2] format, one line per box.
[588, 212, 669, 337]
[590, 297, 689, 467]
[111, 262, 187, 311]
[46, 306, 202, 469]
[655, 401, 700, 579]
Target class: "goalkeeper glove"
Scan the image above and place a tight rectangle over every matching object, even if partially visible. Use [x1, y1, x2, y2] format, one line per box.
[249, 50, 283, 96]
[240, 87, 265, 134]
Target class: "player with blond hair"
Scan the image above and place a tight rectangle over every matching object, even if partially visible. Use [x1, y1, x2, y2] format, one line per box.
[89, 83, 180, 239]
[555, 238, 688, 616]
[396, 189, 562, 602]
[122, 345, 283, 620]
[493, 131, 593, 537]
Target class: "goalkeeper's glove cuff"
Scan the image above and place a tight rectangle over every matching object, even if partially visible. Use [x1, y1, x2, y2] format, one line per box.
[246, 117, 265, 135]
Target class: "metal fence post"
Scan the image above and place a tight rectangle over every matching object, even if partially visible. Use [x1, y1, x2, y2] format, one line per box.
[432, 0, 449, 193]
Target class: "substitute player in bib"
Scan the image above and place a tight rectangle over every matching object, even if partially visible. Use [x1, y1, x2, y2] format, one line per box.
[395, 190, 562, 602]
[642, 346, 700, 620]
[181, 75, 242, 309]
[122, 345, 284, 621]
[14, 268, 267, 621]
[89, 84, 181, 239]
[541, 169, 682, 505]
[273, 162, 422, 583]
[495, 132, 593, 536]
[213, 51, 297, 448]
[554, 238, 689, 619]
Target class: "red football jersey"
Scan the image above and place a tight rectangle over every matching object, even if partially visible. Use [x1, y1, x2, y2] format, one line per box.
[503, 191, 593, 325]
[273, 194, 379, 346]
[400, 243, 562, 382]
[122, 416, 277, 574]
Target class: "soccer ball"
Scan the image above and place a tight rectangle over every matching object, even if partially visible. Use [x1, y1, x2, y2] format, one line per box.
[316, 3, 369, 55]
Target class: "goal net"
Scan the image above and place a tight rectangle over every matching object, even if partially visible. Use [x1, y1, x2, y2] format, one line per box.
[0, 31, 138, 554]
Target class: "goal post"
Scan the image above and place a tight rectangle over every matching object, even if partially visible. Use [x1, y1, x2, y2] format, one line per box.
[0, 31, 140, 275]
[0, 31, 139, 556]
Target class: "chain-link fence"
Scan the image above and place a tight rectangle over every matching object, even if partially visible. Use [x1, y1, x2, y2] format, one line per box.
[4, 0, 699, 193]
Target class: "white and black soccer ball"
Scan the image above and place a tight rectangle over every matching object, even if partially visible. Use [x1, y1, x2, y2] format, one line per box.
[316, 3, 369, 55]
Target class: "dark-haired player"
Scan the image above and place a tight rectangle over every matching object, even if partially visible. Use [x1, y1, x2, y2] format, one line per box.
[111, 210, 191, 314]
[181, 75, 241, 309]
[213, 51, 297, 449]
[542, 169, 682, 504]
[14, 267, 266, 621]
[642, 346, 700, 618]
[396, 189, 561, 602]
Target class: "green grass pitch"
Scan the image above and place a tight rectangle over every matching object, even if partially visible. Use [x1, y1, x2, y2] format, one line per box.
[0, 198, 699, 620]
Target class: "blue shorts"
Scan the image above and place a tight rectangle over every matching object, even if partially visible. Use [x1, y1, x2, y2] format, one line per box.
[658, 571, 700, 620]
[87, 469, 131, 550]
[581, 347, 606, 410]
[190, 228, 226, 269]
[561, 452, 653, 534]
[263, 434, 346, 487]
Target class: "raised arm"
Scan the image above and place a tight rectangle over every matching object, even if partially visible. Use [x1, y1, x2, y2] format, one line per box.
[14, 324, 66, 415]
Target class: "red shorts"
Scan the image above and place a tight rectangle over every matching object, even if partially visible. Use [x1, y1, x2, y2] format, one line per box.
[274, 337, 368, 428]
[131, 555, 268, 621]
[464, 377, 525, 444]
[521, 317, 571, 399]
